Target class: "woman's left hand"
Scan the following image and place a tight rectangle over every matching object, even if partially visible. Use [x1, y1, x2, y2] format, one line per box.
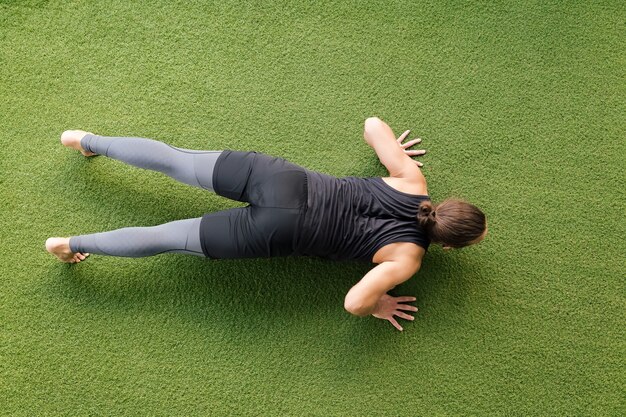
[397, 130, 426, 167]
[371, 293, 419, 331]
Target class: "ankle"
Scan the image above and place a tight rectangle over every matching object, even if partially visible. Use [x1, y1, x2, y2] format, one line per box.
[79, 134, 91, 153]
[63, 237, 75, 252]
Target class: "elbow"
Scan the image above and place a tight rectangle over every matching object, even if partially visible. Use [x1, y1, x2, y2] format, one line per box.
[365, 116, 382, 127]
[344, 298, 370, 317]
[363, 117, 382, 145]
[364, 117, 382, 134]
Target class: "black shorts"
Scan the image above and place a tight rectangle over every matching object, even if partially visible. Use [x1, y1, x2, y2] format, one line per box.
[199, 150, 308, 259]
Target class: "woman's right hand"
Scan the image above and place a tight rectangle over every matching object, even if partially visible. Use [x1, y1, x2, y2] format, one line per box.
[371, 293, 419, 331]
[396, 130, 426, 167]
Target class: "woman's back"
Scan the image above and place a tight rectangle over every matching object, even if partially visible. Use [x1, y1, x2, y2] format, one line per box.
[295, 169, 431, 262]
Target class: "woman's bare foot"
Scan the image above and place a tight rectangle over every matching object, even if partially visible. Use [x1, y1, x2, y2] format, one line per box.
[45, 237, 90, 263]
[61, 130, 97, 156]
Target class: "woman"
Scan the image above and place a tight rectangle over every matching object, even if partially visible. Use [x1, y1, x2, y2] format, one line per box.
[46, 117, 487, 331]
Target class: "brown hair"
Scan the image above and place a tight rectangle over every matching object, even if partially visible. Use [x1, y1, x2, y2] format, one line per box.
[417, 198, 486, 248]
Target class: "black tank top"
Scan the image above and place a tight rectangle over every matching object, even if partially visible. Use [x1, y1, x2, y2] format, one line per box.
[294, 169, 431, 262]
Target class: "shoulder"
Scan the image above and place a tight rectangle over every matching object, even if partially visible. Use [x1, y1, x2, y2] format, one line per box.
[380, 175, 428, 196]
[372, 241, 425, 269]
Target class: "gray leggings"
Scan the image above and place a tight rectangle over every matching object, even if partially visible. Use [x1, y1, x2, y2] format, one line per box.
[69, 134, 222, 258]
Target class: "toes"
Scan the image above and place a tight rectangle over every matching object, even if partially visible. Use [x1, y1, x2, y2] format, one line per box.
[73, 253, 90, 262]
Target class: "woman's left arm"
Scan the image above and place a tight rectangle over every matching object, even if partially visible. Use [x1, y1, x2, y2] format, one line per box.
[343, 258, 421, 330]
[363, 117, 426, 178]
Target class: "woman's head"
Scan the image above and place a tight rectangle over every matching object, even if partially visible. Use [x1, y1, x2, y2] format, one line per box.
[417, 198, 487, 249]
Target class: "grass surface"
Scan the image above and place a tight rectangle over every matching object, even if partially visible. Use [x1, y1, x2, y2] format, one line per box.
[1, 0, 624, 415]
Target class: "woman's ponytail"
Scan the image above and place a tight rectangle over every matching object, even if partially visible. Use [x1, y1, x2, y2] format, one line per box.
[416, 198, 487, 248]
[417, 201, 437, 228]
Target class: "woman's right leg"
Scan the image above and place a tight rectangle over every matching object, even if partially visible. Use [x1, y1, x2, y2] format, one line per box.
[67, 217, 205, 258]
[72, 132, 222, 192]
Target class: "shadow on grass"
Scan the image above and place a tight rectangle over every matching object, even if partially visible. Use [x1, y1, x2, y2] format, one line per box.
[50, 245, 488, 337]
[60, 157, 220, 224]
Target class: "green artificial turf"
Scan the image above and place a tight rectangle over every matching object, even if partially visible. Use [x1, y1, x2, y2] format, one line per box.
[1, 0, 624, 415]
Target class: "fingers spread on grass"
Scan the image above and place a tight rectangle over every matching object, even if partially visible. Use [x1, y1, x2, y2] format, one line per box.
[397, 130, 410, 143]
[397, 304, 418, 312]
[389, 317, 403, 331]
[401, 138, 422, 149]
[394, 310, 415, 321]
[405, 150, 426, 156]
[396, 296, 417, 302]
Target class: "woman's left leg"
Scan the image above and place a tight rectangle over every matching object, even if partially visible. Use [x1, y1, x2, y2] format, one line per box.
[69, 217, 204, 258]
[64, 131, 222, 191]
